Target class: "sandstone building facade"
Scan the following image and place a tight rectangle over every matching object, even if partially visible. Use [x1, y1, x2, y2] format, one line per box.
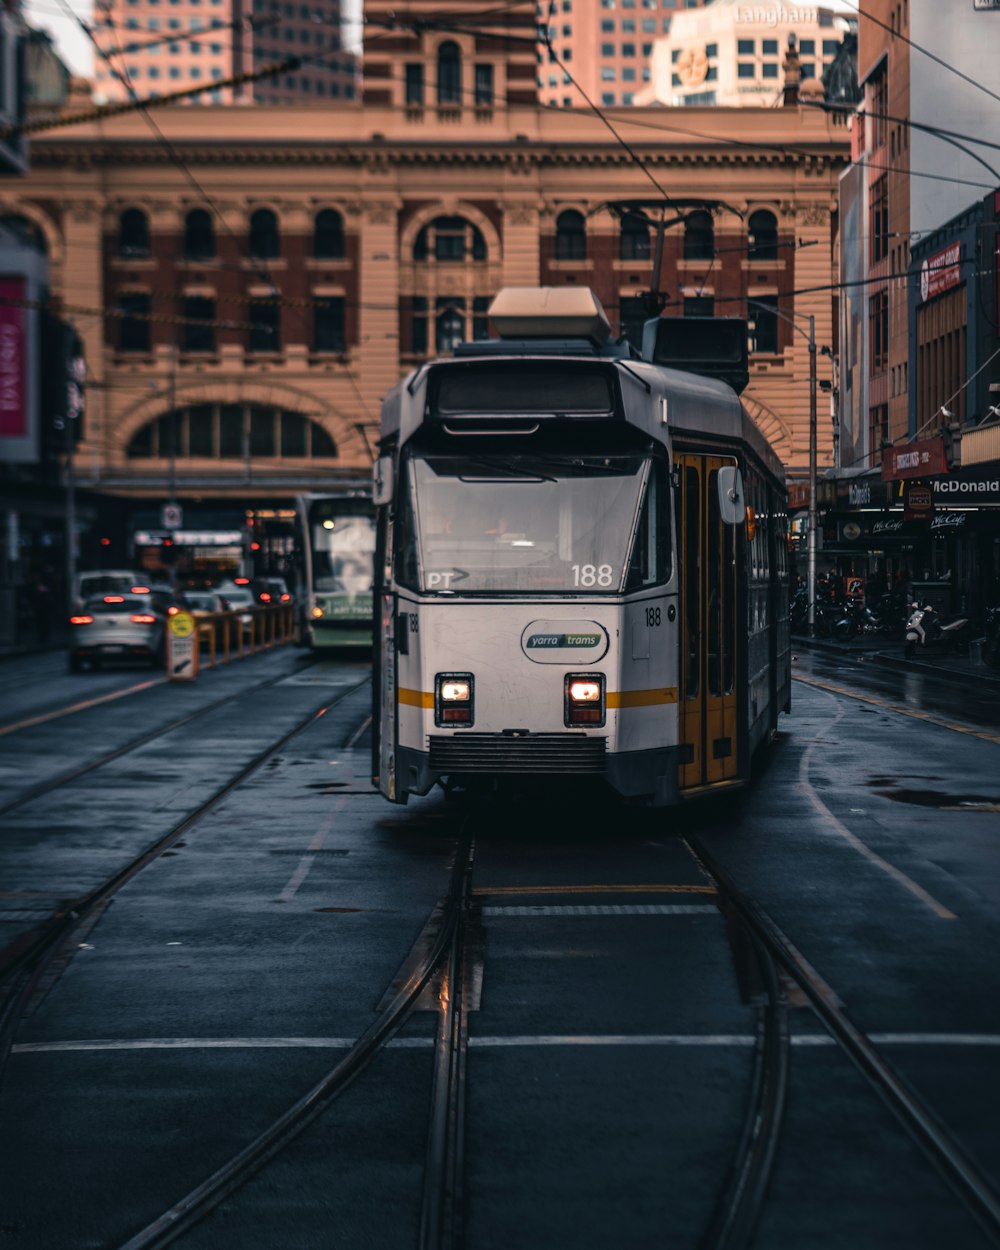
[3, 88, 848, 516]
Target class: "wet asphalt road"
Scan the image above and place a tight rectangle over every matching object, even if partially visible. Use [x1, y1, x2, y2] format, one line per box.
[0, 648, 999, 1248]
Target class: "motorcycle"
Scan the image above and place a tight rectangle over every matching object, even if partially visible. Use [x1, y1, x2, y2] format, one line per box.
[904, 602, 970, 659]
[833, 598, 881, 641]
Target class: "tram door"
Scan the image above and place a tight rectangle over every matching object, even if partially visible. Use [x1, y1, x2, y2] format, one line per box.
[675, 454, 740, 791]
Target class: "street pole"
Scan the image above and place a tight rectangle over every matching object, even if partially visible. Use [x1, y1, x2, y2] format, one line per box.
[64, 417, 76, 610]
[808, 314, 817, 638]
[168, 341, 177, 508]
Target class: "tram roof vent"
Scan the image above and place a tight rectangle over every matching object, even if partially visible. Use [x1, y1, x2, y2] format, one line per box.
[489, 287, 611, 346]
[642, 316, 749, 396]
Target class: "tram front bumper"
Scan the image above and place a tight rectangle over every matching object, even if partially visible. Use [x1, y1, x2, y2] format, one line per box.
[396, 738, 679, 805]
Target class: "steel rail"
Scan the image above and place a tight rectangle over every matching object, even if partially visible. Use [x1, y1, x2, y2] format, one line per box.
[699, 916, 789, 1250]
[0, 665, 308, 820]
[688, 836, 1000, 1249]
[117, 835, 476, 1250]
[420, 839, 475, 1250]
[0, 676, 372, 1093]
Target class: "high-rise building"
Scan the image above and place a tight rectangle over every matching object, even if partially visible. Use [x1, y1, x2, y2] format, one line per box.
[839, 0, 1000, 467]
[537, 0, 708, 109]
[91, 0, 357, 105]
[638, 0, 852, 108]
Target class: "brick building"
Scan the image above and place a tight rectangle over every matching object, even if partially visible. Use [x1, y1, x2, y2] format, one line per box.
[3, 60, 847, 561]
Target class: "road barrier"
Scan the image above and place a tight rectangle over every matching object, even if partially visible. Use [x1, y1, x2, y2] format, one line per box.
[168, 604, 298, 680]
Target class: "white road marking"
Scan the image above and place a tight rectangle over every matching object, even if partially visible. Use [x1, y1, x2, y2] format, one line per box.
[481, 904, 718, 917]
[14, 1033, 1000, 1055]
[796, 694, 957, 921]
[275, 797, 347, 903]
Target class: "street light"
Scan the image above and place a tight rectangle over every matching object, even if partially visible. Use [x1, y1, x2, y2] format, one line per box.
[746, 298, 819, 636]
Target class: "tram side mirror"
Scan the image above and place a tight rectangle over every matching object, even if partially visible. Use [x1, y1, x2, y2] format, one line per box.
[717, 466, 746, 526]
[373, 455, 394, 506]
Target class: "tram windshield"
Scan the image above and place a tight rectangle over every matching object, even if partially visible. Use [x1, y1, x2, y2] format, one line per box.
[308, 502, 376, 594]
[399, 453, 668, 594]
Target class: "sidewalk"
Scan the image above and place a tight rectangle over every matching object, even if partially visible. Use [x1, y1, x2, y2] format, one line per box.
[792, 632, 1000, 688]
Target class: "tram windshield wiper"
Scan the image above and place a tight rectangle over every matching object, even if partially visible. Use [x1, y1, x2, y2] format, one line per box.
[457, 457, 556, 483]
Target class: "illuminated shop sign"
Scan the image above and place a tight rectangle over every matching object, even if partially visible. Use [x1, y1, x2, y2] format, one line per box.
[0, 276, 26, 441]
[919, 242, 962, 303]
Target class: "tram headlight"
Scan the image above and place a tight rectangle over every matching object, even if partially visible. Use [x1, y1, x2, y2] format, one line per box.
[311, 606, 324, 619]
[565, 673, 605, 727]
[435, 673, 474, 726]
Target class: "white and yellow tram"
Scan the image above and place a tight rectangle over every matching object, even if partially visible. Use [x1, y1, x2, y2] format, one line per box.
[372, 288, 790, 806]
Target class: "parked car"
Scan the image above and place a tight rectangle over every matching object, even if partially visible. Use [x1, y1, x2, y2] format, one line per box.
[251, 576, 293, 606]
[68, 594, 166, 671]
[182, 591, 226, 616]
[217, 585, 255, 638]
[72, 570, 141, 612]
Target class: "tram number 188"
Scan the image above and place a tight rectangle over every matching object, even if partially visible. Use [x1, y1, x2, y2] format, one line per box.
[645, 606, 661, 628]
[571, 564, 614, 588]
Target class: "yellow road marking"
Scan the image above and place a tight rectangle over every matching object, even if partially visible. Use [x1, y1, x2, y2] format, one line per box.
[793, 674, 1000, 747]
[607, 688, 678, 709]
[398, 687, 434, 709]
[0, 678, 165, 738]
[473, 884, 718, 897]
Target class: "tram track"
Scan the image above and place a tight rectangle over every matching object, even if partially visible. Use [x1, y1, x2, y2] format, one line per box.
[686, 835, 1000, 1249]
[0, 664, 316, 820]
[112, 834, 791, 1250]
[0, 672, 373, 1095]
[116, 835, 476, 1250]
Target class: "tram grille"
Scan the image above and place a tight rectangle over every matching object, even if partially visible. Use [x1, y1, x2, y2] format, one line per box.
[428, 734, 607, 774]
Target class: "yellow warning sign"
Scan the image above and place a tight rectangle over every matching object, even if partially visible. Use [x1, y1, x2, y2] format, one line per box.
[168, 611, 196, 638]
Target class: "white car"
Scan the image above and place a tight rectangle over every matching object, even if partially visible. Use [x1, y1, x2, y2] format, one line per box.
[72, 569, 142, 612]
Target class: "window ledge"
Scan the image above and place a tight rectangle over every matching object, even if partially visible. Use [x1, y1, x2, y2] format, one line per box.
[306, 257, 351, 269]
[308, 352, 349, 363]
[110, 257, 157, 270]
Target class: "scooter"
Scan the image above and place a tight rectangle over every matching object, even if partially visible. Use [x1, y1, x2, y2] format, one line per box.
[904, 602, 970, 659]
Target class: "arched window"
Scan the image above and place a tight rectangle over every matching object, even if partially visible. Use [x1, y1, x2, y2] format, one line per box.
[184, 208, 215, 260]
[314, 209, 345, 259]
[748, 209, 778, 261]
[126, 405, 339, 459]
[619, 212, 650, 261]
[412, 216, 487, 263]
[555, 209, 586, 260]
[683, 210, 714, 261]
[119, 208, 150, 257]
[249, 208, 280, 259]
[437, 41, 461, 105]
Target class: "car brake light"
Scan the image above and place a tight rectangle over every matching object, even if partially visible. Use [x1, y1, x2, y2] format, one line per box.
[168, 605, 179, 615]
[259, 592, 272, 603]
[235, 577, 250, 584]
[130, 614, 156, 624]
[104, 595, 124, 603]
[70, 615, 94, 625]
[280, 593, 290, 602]
[565, 673, 605, 727]
[435, 673, 474, 727]
[131, 585, 150, 594]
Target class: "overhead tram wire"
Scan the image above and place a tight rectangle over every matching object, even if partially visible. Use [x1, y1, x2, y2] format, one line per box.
[841, 0, 1000, 110]
[52, 0, 379, 443]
